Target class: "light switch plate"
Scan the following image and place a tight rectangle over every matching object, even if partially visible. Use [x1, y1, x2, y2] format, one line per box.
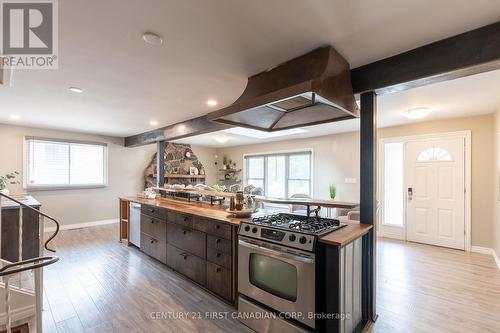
[345, 178, 357, 184]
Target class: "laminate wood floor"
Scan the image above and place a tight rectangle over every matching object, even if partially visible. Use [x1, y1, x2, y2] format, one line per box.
[40, 225, 500, 333]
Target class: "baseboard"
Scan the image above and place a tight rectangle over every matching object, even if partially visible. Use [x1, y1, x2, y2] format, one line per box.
[471, 246, 500, 270]
[44, 218, 119, 232]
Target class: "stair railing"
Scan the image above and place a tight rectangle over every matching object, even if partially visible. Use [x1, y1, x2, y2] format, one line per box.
[0, 193, 60, 333]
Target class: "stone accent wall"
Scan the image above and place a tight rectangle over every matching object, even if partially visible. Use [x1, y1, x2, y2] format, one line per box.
[144, 143, 206, 188]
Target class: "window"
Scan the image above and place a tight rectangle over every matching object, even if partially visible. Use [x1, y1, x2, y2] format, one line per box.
[382, 142, 404, 226]
[25, 137, 107, 189]
[417, 147, 453, 162]
[245, 151, 311, 197]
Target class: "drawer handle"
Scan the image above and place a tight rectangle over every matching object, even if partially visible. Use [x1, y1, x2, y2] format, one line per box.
[184, 217, 188, 222]
[216, 253, 222, 258]
[180, 253, 188, 260]
[150, 220, 154, 224]
[182, 228, 190, 235]
[216, 238, 221, 244]
[216, 225, 220, 229]
[150, 238, 156, 244]
[216, 267, 221, 273]
[151, 209, 155, 213]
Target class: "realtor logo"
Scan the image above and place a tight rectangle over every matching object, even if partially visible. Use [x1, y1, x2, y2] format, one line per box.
[0, 0, 58, 69]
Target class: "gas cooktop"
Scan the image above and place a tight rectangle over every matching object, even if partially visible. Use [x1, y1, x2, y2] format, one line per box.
[238, 213, 347, 252]
[251, 213, 346, 236]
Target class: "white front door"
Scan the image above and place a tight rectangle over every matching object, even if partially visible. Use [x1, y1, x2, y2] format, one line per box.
[406, 137, 465, 250]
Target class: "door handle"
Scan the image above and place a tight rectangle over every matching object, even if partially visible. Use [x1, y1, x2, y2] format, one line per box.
[408, 187, 413, 201]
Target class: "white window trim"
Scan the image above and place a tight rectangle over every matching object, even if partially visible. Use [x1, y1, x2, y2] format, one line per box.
[23, 136, 109, 190]
[243, 148, 314, 200]
[377, 131, 471, 252]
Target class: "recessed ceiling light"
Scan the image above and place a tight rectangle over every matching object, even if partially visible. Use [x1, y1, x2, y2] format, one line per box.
[404, 107, 432, 119]
[69, 87, 83, 93]
[149, 120, 158, 126]
[223, 127, 308, 139]
[215, 136, 229, 143]
[142, 32, 163, 45]
[9, 115, 20, 120]
[206, 99, 218, 107]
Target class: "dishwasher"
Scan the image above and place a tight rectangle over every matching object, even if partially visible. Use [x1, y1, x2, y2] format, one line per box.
[129, 202, 141, 247]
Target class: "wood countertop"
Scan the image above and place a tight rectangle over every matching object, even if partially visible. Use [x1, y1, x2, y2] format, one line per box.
[318, 222, 372, 247]
[1, 195, 41, 210]
[121, 196, 371, 246]
[121, 196, 254, 225]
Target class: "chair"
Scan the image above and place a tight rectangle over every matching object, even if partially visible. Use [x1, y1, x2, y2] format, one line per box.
[289, 193, 317, 216]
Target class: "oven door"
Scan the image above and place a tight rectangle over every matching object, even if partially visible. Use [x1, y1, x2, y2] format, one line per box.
[238, 237, 316, 328]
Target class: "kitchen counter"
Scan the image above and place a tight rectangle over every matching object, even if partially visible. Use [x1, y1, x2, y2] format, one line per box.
[1, 195, 41, 210]
[121, 196, 370, 248]
[122, 196, 255, 225]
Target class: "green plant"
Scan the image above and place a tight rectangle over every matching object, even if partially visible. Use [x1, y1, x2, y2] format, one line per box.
[329, 185, 337, 200]
[222, 155, 228, 166]
[211, 184, 227, 192]
[0, 171, 20, 190]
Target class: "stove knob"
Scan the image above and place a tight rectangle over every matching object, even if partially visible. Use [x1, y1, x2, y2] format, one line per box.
[299, 236, 307, 244]
[289, 234, 296, 242]
[244, 225, 250, 232]
[252, 227, 258, 233]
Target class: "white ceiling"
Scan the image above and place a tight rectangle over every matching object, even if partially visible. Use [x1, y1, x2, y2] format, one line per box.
[176, 69, 500, 147]
[0, 0, 499, 137]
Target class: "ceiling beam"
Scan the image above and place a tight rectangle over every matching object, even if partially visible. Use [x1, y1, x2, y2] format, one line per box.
[124, 115, 231, 147]
[351, 21, 500, 95]
[125, 21, 500, 146]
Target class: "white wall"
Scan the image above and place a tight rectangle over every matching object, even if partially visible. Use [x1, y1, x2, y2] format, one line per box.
[216, 131, 360, 203]
[0, 124, 155, 227]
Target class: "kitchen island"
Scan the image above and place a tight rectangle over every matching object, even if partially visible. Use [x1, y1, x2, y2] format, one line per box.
[119, 196, 371, 332]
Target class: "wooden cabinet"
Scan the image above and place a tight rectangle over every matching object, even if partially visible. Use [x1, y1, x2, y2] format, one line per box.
[1, 206, 40, 262]
[167, 244, 206, 286]
[140, 232, 167, 264]
[141, 214, 166, 242]
[207, 261, 231, 301]
[134, 203, 236, 304]
[167, 221, 206, 259]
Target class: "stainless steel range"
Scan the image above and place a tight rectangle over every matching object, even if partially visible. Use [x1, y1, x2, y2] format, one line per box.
[238, 213, 346, 332]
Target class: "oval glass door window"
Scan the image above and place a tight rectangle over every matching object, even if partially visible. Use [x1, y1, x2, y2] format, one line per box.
[417, 147, 453, 162]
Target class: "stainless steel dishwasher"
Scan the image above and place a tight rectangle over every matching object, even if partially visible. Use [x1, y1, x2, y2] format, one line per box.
[129, 202, 141, 247]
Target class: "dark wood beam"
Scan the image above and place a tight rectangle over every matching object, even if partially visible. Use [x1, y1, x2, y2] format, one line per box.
[351, 21, 500, 95]
[360, 91, 377, 322]
[156, 141, 166, 187]
[124, 115, 231, 147]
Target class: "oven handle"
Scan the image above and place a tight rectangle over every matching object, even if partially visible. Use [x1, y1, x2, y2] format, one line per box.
[238, 239, 315, 264]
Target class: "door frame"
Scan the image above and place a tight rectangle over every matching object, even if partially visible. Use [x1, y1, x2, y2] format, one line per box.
[377, 130, 472, 251]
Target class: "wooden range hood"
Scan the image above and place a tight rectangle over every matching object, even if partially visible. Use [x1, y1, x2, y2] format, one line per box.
[207, 46, 359, 131]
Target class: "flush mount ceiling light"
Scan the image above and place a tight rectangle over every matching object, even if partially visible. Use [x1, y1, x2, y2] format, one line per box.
[9, 114, 20, 120]
[149, 120, 158, 126]
[142, 32, 163, 46]
[404, 107, 432, 119]
[69, 87, 83, 93]
[206, 99, 218, 107]
[215, 136, 229, 143]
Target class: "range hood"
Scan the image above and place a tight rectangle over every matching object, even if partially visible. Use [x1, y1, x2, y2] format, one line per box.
[207, 46, 359, 132]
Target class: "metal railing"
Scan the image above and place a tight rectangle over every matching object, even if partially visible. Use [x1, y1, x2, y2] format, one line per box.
[0, 193, 60, 333]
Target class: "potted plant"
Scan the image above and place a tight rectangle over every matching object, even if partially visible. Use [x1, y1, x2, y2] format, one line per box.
[222, 156, 229, 169]
[0, 171, 21, 195]
[329, 185, 337, 200]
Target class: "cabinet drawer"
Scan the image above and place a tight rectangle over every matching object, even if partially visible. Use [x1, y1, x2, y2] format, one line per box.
[206, 220, 232, 239]
[207, 247, 231, 269]
[167, 244, 206, 286]
[141, 204, 167, 220]
[140, 233, 166, 264]
[167, 222, 206, 259]
[206, 262, 231, 301]
[140, 214, 166, 241]
[169, 211, 193, 228]
[206, 234, 231, 253]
